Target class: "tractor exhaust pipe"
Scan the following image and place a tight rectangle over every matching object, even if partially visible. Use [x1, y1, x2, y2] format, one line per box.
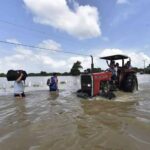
[91, 55, 94, 73]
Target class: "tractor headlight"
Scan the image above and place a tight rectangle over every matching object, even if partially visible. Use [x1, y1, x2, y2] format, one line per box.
[128, 79, 132, 82]
[87, 84, 91, 87]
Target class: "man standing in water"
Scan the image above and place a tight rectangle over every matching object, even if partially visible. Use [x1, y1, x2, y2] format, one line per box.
[48, 73, 58, 91]
[106, 60, 117, 80]
[14, 72, 25, 98]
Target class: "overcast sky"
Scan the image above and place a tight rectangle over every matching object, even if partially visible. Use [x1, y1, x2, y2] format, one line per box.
[0, 0, 150, 73]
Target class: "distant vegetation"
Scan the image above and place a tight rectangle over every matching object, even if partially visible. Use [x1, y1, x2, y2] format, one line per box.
[0, 71, 71, 77]
[1, 63, 150, 77]
[0, 73, 5, 77]
[144, 64, 150, 74]
[70, 61, 83, 76]
[27, 71, 71, 76]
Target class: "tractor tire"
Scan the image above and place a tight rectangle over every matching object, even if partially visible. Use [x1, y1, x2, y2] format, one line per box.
[123, 74, 138, 92]
[76, 89, 90, 98]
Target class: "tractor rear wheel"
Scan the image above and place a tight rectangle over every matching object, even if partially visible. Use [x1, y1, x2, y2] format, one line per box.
[123, 74, 138, 92]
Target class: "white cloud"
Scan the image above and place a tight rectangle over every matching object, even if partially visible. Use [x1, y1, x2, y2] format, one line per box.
[95, 49, 150, 69]
[0, 55, 23, 72]
[1, 38, 150, 73]
[0, 38, 92, 73]
[39, 55, 66, 68]
[15, 47, 33, 56]
[38, 39, 61, 50]
[99, 49, 124, 57]
[6, 38, 21, 44]
[117, 0, 129, 4]
[23, 0, 101, 39]
[0, 39, 64, 73]
[0, 39, 84, 73]
[129, 52, 150, 68]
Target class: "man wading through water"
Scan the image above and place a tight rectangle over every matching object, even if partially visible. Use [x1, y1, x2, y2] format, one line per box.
[47, 73, 58, 91]
[14, 72, 25, 98]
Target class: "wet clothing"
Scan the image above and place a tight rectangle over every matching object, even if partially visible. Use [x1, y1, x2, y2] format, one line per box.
[49, 76, 58, 91]
[14, 92, 25, 97]
[14, 81, 25, 97]
[14, 81, 24, 93]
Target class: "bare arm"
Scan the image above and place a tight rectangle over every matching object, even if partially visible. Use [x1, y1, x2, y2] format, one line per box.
[106, 60, 110, 67]
[16, 73, 23, 82]
[56, 78, 58, 88]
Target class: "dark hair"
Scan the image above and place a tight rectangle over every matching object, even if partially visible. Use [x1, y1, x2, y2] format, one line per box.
[116, 63, 119, 66]
[110, 60, 115, 64]
[53, 73, 57, 76]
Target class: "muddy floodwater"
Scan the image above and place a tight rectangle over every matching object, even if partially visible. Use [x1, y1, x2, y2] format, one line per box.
[0, 75, 150, 150]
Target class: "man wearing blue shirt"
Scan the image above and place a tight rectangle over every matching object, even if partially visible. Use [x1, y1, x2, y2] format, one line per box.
[48, 73, 58, 91]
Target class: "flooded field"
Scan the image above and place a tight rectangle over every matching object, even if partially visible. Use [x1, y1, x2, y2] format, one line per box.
[0, 75, 150, 150]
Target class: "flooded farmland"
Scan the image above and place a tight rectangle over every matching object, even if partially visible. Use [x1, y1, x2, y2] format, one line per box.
[0, 74, 150, 150]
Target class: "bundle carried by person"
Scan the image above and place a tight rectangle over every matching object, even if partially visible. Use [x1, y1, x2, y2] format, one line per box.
[47, 78, 50, 86]
[6, 70, 28, 81]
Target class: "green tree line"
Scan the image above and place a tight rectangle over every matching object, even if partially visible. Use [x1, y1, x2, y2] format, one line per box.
[1, 62, 150, 77]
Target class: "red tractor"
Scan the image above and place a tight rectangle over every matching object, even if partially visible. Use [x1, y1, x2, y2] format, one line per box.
[77, 54, 138, 98]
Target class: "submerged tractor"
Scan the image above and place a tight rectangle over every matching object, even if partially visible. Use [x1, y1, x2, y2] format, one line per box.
[77, 54, 138, 98]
